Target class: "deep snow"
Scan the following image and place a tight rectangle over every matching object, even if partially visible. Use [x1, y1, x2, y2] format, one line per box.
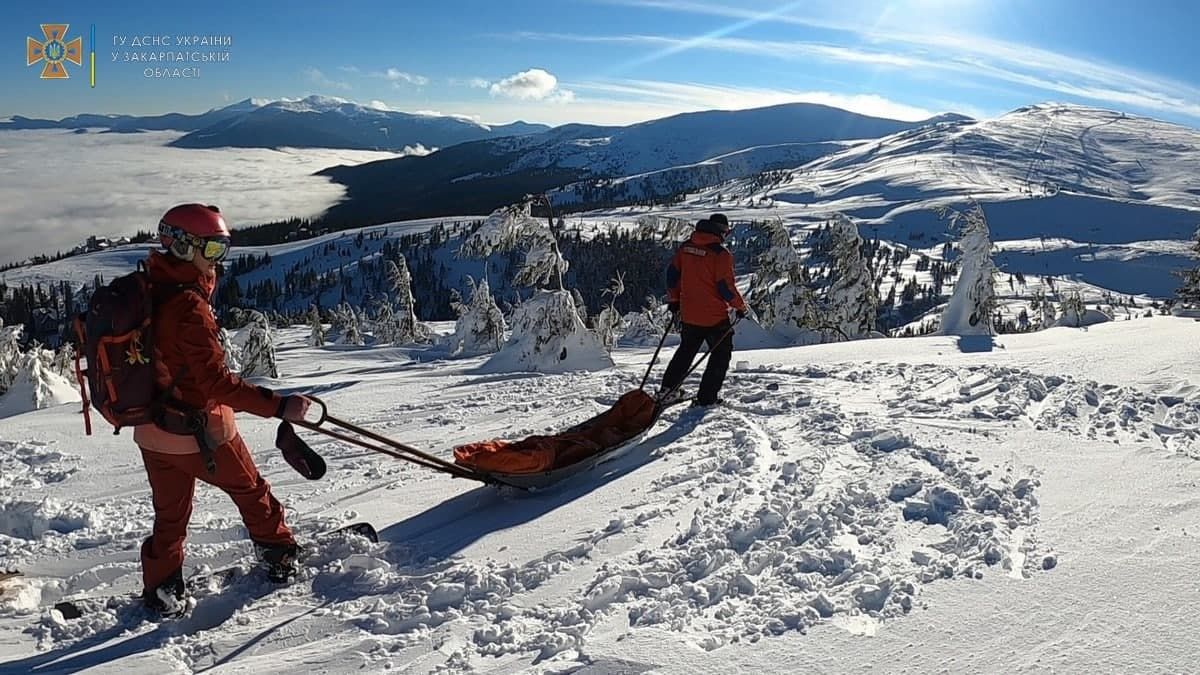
[0, 316, 1197, 673]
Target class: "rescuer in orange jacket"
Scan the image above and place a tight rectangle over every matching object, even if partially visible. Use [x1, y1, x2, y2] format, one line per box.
[136, 203, 314, 615]
[659, 214, 747, 407]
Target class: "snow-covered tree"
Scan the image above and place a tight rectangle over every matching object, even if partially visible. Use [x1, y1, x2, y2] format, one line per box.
[459, 200, 568, 291]
[1177, 226, 1200, 306]
[1033, 289, 1057, 328]
[239, 311, 278, 378]
[748, 218, 820, 341]
[0, 346, 80, 415]
[0, 323, 25, 395]
[374, 302, 398, 345]
[593, 272, 626, 352]
[822, 214, 878, 339]
[1057, 292, 1087, 327]
[447, 275, 507, 357]
[937, 204, 997, 336]
[307, 305, 326, 347]
[52, 342, 77, 385]
[385, 255, 429, 343]
[620, 308, 665, 346]
[636, 213, 694, 243]
[217, 327, 243, 373]
[483, 290, 613, 374]
[337, 303, 364, 346]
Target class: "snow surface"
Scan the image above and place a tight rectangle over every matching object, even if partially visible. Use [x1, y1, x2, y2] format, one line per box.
[1, 316, 1198, 672]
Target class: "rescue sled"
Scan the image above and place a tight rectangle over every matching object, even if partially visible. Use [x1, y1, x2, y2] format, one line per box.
[452, 389, 681, 490]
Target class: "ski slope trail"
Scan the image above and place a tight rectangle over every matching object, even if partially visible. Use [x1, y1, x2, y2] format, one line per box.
[0, 317, 1198, 672]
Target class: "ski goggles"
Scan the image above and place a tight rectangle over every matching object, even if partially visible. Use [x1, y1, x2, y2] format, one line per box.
[159, 222, 232, 261]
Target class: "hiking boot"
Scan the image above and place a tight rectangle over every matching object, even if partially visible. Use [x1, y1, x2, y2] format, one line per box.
[656, 388, 688, 407]
[255, 542, 300, 583]
[691, 397, 724, 408]
[143, 568, 187, 617]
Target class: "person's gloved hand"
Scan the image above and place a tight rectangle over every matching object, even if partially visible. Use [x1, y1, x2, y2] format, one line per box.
[736, 308, 748, 319]
[667, 301, 680, 315]
[280, 395, 313, 422]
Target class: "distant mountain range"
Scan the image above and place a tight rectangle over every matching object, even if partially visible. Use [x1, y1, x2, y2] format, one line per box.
[0, 96, 550, 151]
[316, 103, 970, 222]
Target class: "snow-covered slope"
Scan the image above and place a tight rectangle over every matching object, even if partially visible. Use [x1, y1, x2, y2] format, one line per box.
[317, 103, 963, 224]
[604, 103, 1199, 300]
[0, 316, 1197, 672]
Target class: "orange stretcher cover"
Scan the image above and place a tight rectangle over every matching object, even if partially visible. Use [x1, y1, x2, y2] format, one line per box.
[453, 389, 658, 475]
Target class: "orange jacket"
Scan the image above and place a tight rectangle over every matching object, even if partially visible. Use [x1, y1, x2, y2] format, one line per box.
[666, 232, 747, 327]
[133, 251, 282, 454]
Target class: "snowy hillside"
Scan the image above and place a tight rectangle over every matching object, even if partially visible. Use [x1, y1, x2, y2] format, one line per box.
[586, 103, 1199, 306]
[317, 103, 962, 224]
[170, 96, 549, 151]
[1, 315, 1198, 672]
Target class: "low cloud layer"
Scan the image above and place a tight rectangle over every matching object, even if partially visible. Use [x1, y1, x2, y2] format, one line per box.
[0, 130, 400, 266]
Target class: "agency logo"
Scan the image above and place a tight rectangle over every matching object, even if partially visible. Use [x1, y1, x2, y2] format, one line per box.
[27, 24, 82, 79]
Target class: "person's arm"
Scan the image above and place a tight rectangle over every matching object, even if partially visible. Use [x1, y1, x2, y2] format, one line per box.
[666, 249, 682, 307]
[717, 251, 747, 312]
[173, 295, 283, 418]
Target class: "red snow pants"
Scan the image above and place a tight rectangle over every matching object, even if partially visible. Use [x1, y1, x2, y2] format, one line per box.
[138, 435, 295, 592]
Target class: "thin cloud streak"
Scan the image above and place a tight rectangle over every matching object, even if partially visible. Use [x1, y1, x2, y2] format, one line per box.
[602, 0, 1200, 120]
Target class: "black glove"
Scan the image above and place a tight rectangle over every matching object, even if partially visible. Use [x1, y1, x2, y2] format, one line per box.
[736, 309, 747, 319]
[667, 301, 680, 314]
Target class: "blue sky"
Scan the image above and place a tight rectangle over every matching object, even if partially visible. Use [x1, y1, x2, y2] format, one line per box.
[4, 0, 1199, 126]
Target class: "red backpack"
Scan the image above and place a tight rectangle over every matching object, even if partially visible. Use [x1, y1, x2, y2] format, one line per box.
[73, 262, 197, 435]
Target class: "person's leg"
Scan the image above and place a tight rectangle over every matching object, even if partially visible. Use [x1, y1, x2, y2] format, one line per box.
[658, 323, 706, 396]
[139, 449, 196, 593]
[200, 435, 294, 548]
[696, 321, 734, 405]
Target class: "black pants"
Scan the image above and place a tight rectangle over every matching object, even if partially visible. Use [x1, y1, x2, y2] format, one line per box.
[660, 320, 733, 405]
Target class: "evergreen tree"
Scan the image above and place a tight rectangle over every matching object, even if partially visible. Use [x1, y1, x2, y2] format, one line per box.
[593, 272, 625, 352]
[308, 305, 326, 347]
[1058, 292, 1087, 327]
[1177, 226, 1200, 306]
[447, 276, 506, 357]
[823, 214, 878, 339]
[218, 327, 243, 373]
[374, 302, 398, 345]
[240, 311, 279, 378]
[748, 218, 819, 341]
[0, 323, 24, 395]
[937, 203, 997, 336]
[51, 342, 76, 385]
[342, 305, 364, 346]
[459, 201, 568, 291]
[386, 255, 428, 343]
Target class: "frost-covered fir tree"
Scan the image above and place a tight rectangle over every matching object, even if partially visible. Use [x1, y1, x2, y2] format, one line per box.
[748, 218, 819, 342]
[217, 327, 243, 373]
[460, 200, 569, 291]
[937, 204, 997, 336]
[0, 323, 24, 395]
[593, 272, 626, 352]
[338, 303, 364, 346]
[374, 302, 398, 345]
[307, 305, 325, 347]
[385, 255, 429, 344]
[1057, 292, 1087, 327]
[0, 346, 79, 416]
[52, 342, 76, 385]
[619, 297, 673, 346]
[636, 214, 694, 243]
[462, 198, 611, 373]
[447, 275, 507, 357]
[1177, 226, 1200, 306]
[239, 311, 279, 378]
[1034, 289, 1057, 328]
[822, 214, 878, 340]
[483, 290, 612, 374]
